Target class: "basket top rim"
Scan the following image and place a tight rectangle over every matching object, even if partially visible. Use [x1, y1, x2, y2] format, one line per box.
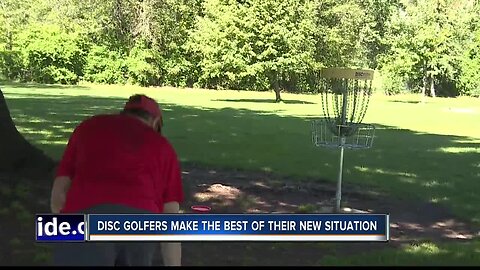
[321, 68, 374, 80]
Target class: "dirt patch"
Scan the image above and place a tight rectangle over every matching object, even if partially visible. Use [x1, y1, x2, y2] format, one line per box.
[176, 163, 479, 266]
[0, 163, 478, 266]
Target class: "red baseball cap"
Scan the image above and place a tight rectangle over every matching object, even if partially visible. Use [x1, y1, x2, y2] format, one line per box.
[123, 94, 162, 118]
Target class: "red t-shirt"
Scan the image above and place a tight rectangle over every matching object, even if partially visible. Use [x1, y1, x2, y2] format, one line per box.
[55, 114, 184, 214]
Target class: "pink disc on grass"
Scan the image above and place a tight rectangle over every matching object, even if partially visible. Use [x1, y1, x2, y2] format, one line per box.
[191, 205, 211, 213]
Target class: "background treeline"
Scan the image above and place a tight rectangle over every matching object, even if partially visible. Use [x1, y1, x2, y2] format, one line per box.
[1, 0, 479, 97]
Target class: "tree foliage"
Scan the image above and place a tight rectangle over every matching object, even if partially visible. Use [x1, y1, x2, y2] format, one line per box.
[0, 0, 479, 97]
[378, 0, 478, 97]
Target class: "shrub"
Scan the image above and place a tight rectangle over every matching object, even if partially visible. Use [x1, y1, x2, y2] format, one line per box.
[83, 45, 127, 84]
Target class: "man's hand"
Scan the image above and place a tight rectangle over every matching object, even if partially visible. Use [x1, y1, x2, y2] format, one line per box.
[50, 176, 72, 213]
[161, 201, 181, 266]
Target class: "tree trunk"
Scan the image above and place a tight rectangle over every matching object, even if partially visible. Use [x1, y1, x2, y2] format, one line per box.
[6, 31, 13, 50]
[274, 88, 282, 103]
[429, 74, 436, 98]
[422, 73, 427, 103]
[272, 73, 282, 103]
[0, 88, 55, 177]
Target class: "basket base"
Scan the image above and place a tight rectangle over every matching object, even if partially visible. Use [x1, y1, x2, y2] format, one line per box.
[317, 206, 371, 214]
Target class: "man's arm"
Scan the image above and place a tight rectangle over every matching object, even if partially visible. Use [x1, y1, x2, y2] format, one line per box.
[161, 201, 181, 266]
[50, 176, 72, 213]
[50, 124, 80, 213]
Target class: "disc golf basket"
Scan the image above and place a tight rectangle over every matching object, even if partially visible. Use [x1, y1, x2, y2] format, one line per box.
[311, 68, 376, 213]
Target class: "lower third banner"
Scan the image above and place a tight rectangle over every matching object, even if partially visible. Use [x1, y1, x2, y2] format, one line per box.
[87, 214, 389, 242]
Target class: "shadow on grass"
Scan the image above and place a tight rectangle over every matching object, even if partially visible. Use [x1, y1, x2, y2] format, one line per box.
[1, 90, 480, 266]
[3, 91, 480, 219]
[214, 98, 316, 104]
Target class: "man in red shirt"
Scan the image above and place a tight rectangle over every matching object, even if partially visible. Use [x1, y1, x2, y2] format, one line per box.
[50, 94, 183, 266]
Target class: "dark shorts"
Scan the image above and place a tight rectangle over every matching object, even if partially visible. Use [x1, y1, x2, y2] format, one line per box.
[52, 204, 159, 266]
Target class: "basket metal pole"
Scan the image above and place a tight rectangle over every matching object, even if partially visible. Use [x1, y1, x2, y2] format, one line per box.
[335, 81, 349, 213]
[336, 138, 345, 213]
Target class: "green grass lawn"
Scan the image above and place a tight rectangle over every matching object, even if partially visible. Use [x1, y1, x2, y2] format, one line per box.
[320, 240, 480, 266]
[2, 81, 479, 220]
[1, 81, 479, 265]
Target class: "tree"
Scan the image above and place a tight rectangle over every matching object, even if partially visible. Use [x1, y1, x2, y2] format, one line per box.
[359, 0, 399, 69]
[0, 88, 54, 177]
[0, 0, 31, 78]
[379, 0, 475, 97]
[188, 0, 317, 102]
[456, 1, 480, 97]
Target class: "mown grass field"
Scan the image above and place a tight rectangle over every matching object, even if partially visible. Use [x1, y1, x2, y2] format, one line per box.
[1, 81, 479, 265]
